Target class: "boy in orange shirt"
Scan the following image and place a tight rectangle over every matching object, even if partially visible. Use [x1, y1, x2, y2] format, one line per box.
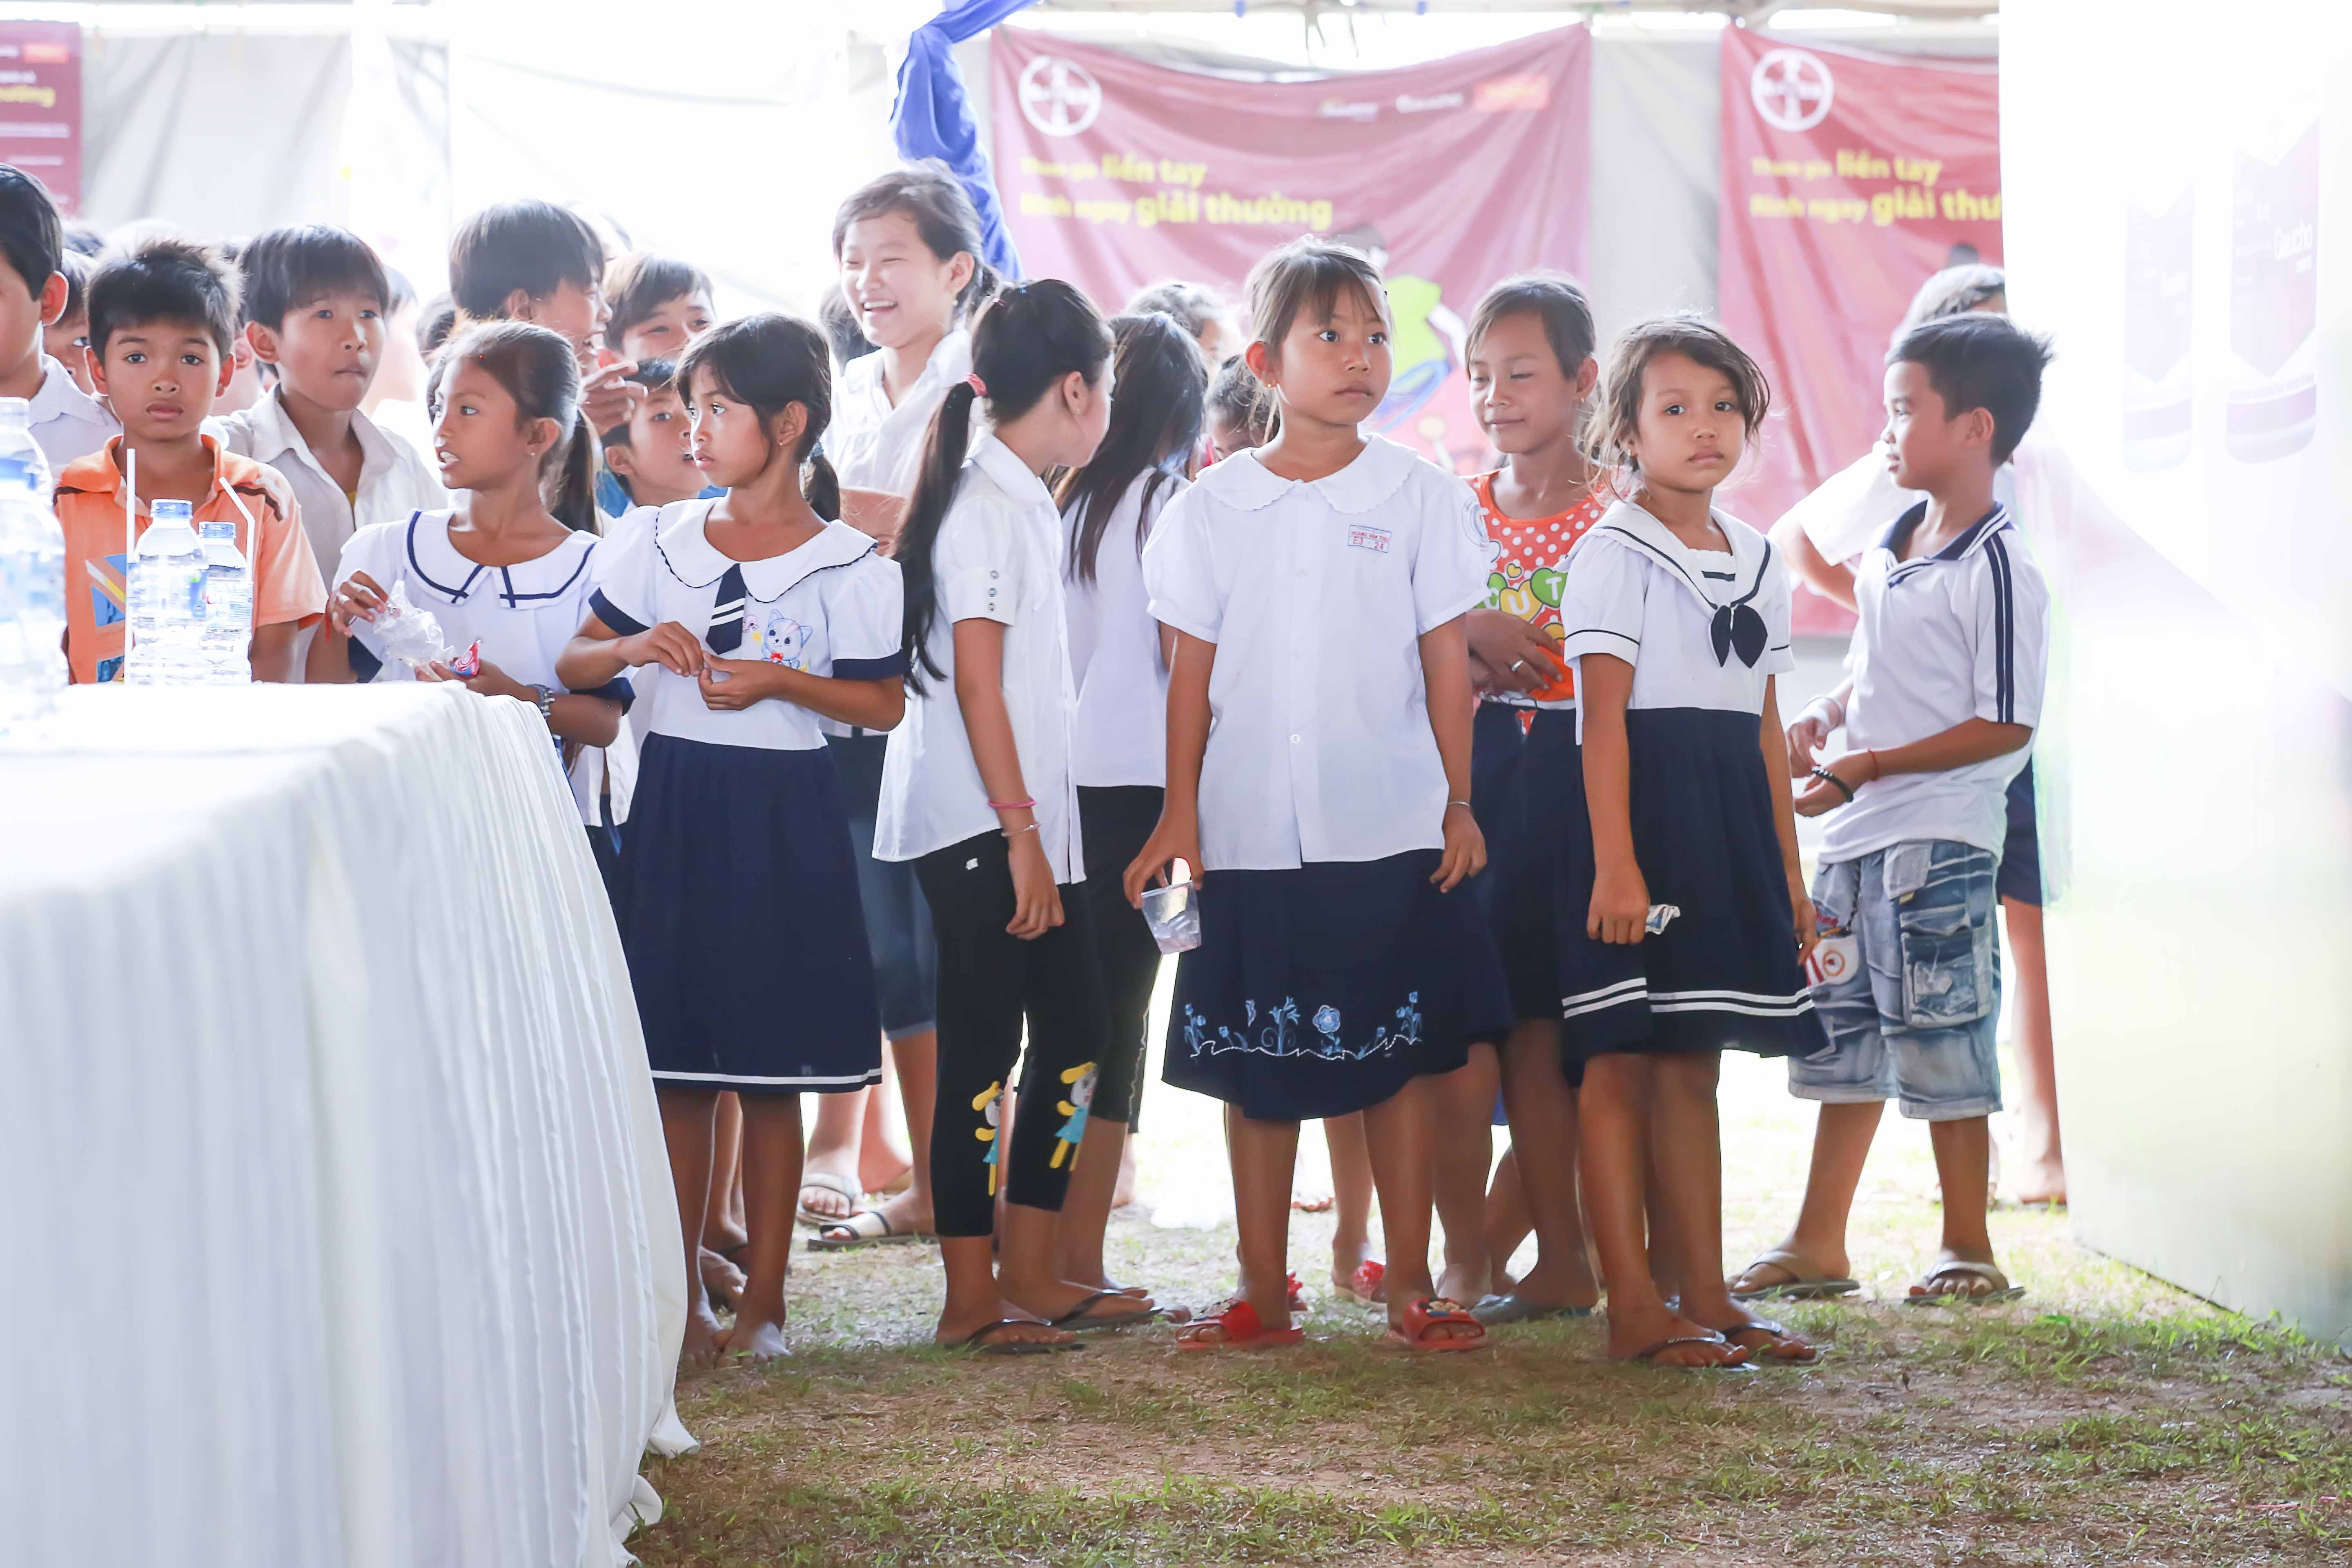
[54, 237, 324, 683]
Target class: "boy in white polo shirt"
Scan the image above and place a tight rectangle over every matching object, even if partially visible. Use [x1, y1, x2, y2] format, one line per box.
[1732, 313, 2054, 1308]
[0, 167, 118, 471]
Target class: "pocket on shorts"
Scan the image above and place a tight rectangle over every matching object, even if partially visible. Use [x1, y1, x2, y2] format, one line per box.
[1811, 858, 1860, 936]
[1885, 842, 1998, 1031]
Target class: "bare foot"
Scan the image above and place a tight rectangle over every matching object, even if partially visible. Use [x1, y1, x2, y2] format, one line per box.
[935, 1301, 1078, 1351]
[1606, 1302, 1751, 1367]
[1685, 1305, 1817, 1363]
[679, 1299, 728, 1371]
[1908, 1249, 2015, 1301]
[1506, 1256, 1602, 1313]
[1291, 1187, 1334, 1214]
[1726, 1243, 1851, 1298]
[719, 1312, 790, 1363]
[858, 1146, 911, 1198]
[2006, 1155, 2067, 1206]
[1436, 1260, 1489, 1309]
[699, 1246, 746, 1306]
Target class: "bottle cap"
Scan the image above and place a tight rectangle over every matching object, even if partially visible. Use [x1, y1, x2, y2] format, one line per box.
[199, 519, 235, 539]
[152, 499, 194, 524]
[0, 395, 28, 431]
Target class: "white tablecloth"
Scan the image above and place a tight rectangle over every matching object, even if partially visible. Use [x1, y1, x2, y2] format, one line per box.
[0, 685, 690, 1567]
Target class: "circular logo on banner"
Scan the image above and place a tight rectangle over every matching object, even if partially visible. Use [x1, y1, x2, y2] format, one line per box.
[1018, 56, 1102, 138]
[1751, 48, 1835, 133]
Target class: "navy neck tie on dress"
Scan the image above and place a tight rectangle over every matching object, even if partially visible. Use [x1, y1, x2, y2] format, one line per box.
[707, 564, 746, 654]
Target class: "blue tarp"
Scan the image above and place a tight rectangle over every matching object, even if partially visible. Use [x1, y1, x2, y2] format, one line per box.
[891, 0, 1035, 280]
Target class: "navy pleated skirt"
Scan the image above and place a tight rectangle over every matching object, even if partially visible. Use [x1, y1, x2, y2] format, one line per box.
[1555, 708, 1826, 1060]
[1470, 702, 1585, 1108]
[1164, 849, 1510, 1121]
[615, 734, 884, 1093]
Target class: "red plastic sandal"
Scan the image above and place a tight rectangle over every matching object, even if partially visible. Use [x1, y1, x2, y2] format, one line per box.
[1348, 1259, 1386, 1303]
[1386, 1297, 1490, 1353]
[1176, 1297, 1305, 1352]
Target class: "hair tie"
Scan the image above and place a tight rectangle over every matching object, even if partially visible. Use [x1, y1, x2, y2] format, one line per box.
[963, 372, 986, 396]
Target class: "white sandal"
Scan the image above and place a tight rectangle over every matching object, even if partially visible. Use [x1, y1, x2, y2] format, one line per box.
[1729, 1247, 1860, 1302]
[806, 1208, 930, 1251]
[794, 1170, 861, 1229]
[1903, 1259, 2025, 1305]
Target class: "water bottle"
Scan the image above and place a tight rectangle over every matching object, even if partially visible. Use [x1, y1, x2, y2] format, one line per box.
[198, 519, 253, 684]
[128, 499, 207, 687]
[0, 396, 63, 735]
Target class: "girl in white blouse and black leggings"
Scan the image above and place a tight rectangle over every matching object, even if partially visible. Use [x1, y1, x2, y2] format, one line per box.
[877, 281, 1158, 1353]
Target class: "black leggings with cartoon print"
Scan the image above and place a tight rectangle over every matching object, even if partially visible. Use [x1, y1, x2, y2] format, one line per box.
[915, 831, 1111, 1238]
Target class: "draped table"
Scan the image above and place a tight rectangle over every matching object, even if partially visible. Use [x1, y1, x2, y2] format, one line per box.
[0, 684, 690, 1567]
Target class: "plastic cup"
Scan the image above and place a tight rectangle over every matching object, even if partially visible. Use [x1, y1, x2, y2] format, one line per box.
[1141, 880, 1202, 955]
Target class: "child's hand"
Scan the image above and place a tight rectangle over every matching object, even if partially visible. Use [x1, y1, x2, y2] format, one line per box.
[1791, 878, 1820, 962]
[1588, 859, 1651, 945]
[1432, 801, 1486, 892]
[697, 655, 773, 710]
[1793, 749, 1875, 817]
[1466, 608, 1567, 695]
[581, 359, 646, 433]
[1785, 711, 1832, 779]
[621, 621, 706, 679]
[327, 570, 388, 635]
[1007, 829, 1064, 940]
[1123, 811, 1203, 909]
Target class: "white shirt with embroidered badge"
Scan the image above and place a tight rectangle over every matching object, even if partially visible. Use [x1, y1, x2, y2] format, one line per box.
[1820, 502, 2050, 865]
[216, 387, 449, 580]
[1064, 468, 1187, 790]
[1141, 435, 1493, 871]
[27, 354, 117, 473]
[829, 328, 972, 499]
[589, 499, 904, 753]
[336, 510, 619, 822]
[876, 434, 1084, 882]
[1554, 499, 1797, 732]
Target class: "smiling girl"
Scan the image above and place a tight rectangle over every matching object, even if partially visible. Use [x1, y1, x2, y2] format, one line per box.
[559, 313, 906, 1364]
[308, 320, 623, 824]
[1552, 314, 1824, 1368]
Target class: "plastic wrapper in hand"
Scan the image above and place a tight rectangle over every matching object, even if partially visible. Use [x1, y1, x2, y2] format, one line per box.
[370, 579, 451, 671]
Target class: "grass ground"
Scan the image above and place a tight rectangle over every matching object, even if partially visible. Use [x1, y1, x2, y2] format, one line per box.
[630, 1048, 2352, 1567]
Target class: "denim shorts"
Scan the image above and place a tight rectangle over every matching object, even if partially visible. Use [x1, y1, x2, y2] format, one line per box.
[1789, 840, 2002, 1121]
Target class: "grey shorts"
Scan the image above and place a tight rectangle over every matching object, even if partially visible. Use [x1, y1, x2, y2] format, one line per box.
[1789, 841, 2003, 1121]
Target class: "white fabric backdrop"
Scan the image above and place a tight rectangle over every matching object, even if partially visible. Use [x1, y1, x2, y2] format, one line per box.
[0, 685, 688, 1568]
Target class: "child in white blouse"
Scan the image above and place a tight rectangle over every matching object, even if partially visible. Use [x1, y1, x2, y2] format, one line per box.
[1127, 238, 1507, 1353]
[876, 279, 1157, 1354]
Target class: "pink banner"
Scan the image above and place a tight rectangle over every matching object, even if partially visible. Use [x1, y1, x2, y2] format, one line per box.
[991, 27, 1590, 474]
[0, 22, 80, 214]
[1717, 29, 2000, 630]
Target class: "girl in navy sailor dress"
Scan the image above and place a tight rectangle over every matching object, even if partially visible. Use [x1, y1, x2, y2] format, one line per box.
[560, 316, 905, 1365]
[1553, 316, 1825, 1370]
[309, 322, 631, 851]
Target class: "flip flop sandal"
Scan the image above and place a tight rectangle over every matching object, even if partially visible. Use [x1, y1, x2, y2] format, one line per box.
[1730, 1246, 1861, 1303]
[1176, 1297, 1304, 1352]
[1720, 1316, 1823, 1364]
[1903, 1260, 2027, 1306]
[1626, 1334, 1755, 1371]
[1347, 1259, 1387, 1303]
[1387, 1297, 1490, 1353]
[1050, 1289, 1163, 1331]
[955, 1319, 1085, 1356]
[806, 1209, 930, 1252]
[795, 1171, 861, 1229]
[1471, 1293, 1595, 1327]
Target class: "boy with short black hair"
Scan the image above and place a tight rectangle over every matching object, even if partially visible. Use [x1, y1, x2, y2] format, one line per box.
[41, 249, 94, 394]
[598, 358, 708, 519]
[449, 198, 638, 430]
[1734, 311, 2056, 1309]
[216, 223, 446, 580]
[53, 237, 323, 683]
[0, 164, 117, 470]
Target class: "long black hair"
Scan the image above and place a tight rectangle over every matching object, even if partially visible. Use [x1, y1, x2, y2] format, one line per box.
[1056, 312, 1205, 584]
[898, 278, 1111, 693]
[673, 313, 840, 521]
[435, 318, 598, 532]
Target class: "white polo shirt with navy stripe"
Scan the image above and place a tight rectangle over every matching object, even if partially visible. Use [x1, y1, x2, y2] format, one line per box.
[1819, 501, 2051, 866]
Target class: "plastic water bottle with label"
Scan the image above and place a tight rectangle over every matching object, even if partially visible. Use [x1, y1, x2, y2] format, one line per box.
[198, 519, 252, 684]
[0, 395, 64, 735]
[128, 499, 207, 686]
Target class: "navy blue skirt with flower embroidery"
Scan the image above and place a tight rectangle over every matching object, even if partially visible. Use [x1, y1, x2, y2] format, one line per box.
[1163, 850, 1511, 1120]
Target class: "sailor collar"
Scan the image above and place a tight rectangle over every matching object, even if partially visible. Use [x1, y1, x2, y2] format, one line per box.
[652, 499, 877, 603]
[1880, 501, 2011, 580]
[401, 508, 595, 607]
[1194, 434, 1419, 516]
[1588, 499, 1777, 669]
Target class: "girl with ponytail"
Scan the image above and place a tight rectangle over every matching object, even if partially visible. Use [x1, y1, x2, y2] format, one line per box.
[309, 318, 630, 864]
[558, 312, 908, 1365]
[872, 278, 1156, 1353]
